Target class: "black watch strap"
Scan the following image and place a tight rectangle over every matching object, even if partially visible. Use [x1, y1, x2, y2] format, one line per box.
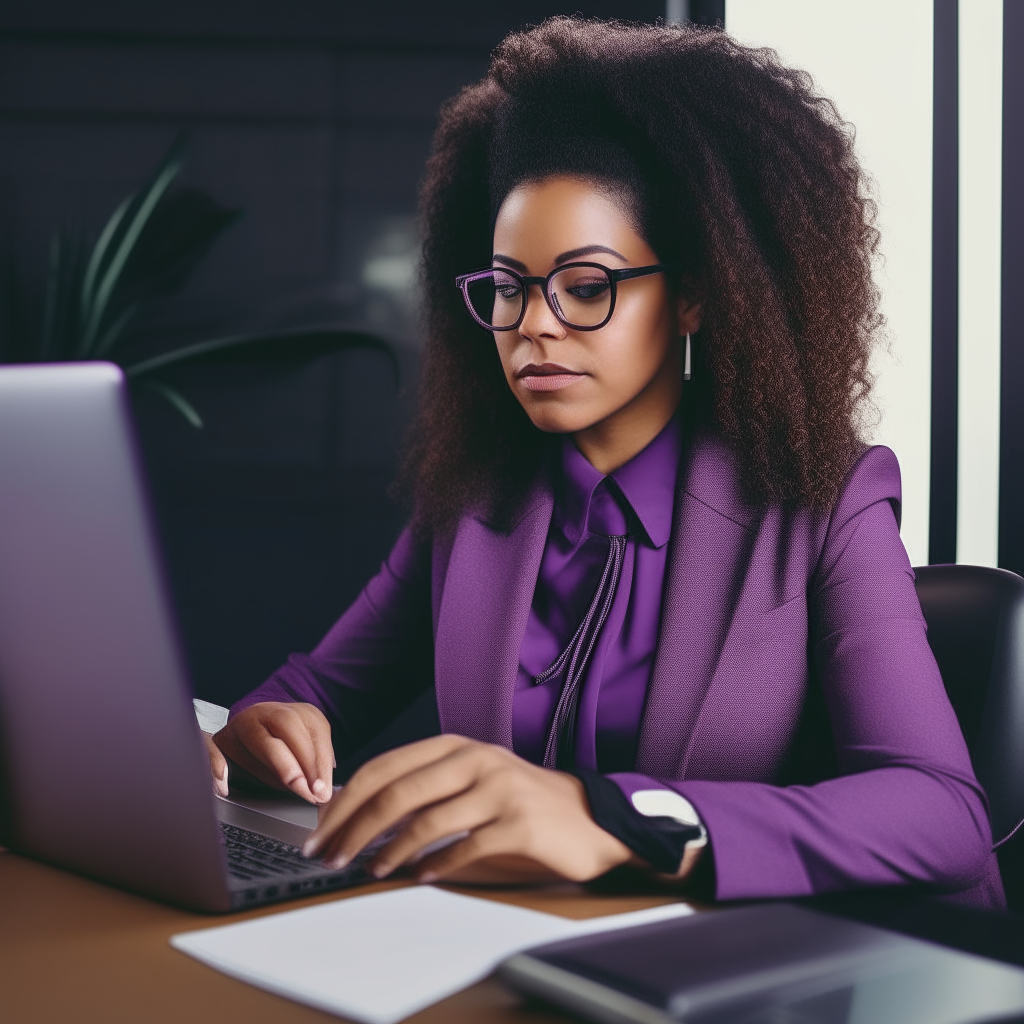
[571, 768, 704, 874]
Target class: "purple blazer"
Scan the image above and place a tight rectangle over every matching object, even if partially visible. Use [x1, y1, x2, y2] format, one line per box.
[237, 432, 1004, 908]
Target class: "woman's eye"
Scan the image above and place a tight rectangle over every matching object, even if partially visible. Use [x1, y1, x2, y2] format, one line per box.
[566, 281, 610, 300]
[496, 284, 522, 299]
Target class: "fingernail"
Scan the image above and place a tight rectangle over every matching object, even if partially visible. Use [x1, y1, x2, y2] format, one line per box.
[302, 837, 321, 858]
[418, 872, 438, 884]
[312, 779, 326, 797]
[327, 853, 350, 870]
[371, 863, 390, 879]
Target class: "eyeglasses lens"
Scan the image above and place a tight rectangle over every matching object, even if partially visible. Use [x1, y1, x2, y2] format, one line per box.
[549, 265, 612, 328]
[465, 266, 612, 330]
[466, 271, 523, 329]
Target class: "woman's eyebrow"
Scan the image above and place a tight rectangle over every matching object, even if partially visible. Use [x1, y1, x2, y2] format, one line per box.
[554, 244, 627, 264]
[492, 244, 628, 271]
[492, 254, 528, 271]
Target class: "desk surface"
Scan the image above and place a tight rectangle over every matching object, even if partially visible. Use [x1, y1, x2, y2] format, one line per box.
[0, 850, 687, 1024]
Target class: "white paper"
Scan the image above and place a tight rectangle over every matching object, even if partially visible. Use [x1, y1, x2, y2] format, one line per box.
[193, 698, 229, 735]
[171, 885, 693, 1024]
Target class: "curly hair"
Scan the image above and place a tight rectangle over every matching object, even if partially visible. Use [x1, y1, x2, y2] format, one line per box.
[402, 17, 880, 533]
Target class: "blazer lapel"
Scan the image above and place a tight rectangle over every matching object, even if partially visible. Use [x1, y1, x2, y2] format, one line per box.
[635, 433, 757, 779]
[434, 481, 554, 746]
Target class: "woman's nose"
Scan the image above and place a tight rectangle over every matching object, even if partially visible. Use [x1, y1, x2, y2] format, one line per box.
[518, 282, 566, 341]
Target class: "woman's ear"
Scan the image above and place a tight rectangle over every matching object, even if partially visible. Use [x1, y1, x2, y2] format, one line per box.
[676, 293, 702, 337]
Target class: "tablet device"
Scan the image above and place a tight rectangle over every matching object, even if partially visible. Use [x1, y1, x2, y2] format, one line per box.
[498, 902, 1024, 1024]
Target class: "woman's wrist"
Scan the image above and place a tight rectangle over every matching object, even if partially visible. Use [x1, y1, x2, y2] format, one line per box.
[558, 771, 636, 877]
[569, 769, 706, 878]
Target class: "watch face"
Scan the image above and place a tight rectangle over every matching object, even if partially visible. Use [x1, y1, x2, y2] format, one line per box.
[630, 788, 700, 825]
[630, 789, 708, 849]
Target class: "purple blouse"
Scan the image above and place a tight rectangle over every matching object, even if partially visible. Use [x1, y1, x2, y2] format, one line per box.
[514, 416, 680, 772]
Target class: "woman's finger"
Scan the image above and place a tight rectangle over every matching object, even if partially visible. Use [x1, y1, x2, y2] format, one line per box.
[341, 734, 473, 809]
[260, 736, 320, 802]
[305, 735, 472, 855]
[299, 706, 335, 800]
[410, 821, 524, 883]
[264, 708, 330, 802]
[229, 713, 318, 802]
[367, 787, 499, 878]
[203, 732, 228, 797]
[213, 724, 289, 792]
[311, 740, 484, 863]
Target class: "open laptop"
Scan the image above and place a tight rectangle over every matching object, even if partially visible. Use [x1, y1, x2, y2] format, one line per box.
[0, 362, 378, 911]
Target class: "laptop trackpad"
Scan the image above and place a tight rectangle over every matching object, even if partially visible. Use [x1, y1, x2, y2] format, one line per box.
[214, 794, 316, 847]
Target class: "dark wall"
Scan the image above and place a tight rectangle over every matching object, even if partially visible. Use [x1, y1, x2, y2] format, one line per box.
[999, 0, 1024, 577]
[0, 1, 663, 706]
[929, 0, 958, 565]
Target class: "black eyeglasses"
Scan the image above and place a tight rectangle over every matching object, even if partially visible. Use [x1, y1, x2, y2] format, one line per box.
[455, 261, 679, 332]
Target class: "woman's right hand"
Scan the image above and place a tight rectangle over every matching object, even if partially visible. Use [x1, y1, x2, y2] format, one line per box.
[210, 702, 335, 804]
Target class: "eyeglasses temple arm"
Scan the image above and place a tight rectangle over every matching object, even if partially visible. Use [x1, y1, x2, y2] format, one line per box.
[613, 263, 679, 282]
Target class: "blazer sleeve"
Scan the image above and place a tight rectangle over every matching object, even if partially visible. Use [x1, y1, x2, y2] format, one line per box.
[612, 447, 1000, 904]
[229, 524, 435, 758]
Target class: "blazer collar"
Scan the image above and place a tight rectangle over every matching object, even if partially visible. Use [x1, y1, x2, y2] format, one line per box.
[434, 474, 554, 744]
[679, 428, 760, 531]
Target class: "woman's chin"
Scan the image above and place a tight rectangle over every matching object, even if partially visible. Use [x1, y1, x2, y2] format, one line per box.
[524, 406, 602, 436]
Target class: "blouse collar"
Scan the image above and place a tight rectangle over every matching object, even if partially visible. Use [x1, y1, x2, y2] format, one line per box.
[555, 412, 682, 550]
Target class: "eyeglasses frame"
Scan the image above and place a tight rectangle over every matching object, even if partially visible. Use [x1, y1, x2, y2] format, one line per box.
[454, 261, 681, 333]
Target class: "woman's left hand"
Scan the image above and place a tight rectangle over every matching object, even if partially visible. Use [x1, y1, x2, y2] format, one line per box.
[301, 735, 635, 884]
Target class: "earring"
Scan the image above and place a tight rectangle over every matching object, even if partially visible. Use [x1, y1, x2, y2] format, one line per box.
[683, 333, 692, 381]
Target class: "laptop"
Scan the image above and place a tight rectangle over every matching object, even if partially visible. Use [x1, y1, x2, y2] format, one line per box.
[0, 362, 378, 911]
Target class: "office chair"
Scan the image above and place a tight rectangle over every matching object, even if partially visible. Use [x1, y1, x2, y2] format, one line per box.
[914, 564, 1024, 910]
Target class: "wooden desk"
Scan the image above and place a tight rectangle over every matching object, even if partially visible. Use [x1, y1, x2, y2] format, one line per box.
[0, 849, 687, 1024]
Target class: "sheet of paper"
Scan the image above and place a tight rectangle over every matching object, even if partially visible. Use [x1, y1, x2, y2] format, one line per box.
[193, 698, 229, 734]
[171, 885, 693, 1024]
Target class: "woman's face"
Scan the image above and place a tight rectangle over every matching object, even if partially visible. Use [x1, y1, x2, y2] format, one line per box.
[491, 176, 700, 460]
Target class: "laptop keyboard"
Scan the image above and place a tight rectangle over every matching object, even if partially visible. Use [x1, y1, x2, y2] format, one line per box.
[220, 821, 328, 881]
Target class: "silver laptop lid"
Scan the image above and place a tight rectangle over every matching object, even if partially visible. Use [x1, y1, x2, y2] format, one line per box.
[0, 362, 230, 911]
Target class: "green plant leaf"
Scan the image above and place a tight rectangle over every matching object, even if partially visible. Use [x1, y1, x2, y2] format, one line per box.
[111, 188, 242, 305]
[78, 194, 131, 331]
[79, 136, 187, 355]
[124, 327, 399, 383]
[91, 302, 140, 357]
[143, 378, 204, 428]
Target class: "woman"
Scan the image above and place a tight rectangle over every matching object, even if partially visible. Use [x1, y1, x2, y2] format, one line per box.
[209, 18, 1003, 907]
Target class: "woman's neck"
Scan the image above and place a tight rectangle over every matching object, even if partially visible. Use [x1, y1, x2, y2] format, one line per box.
[572, 362, 684, 476]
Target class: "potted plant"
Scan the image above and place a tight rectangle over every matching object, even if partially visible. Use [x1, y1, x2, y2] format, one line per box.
[1, 134, 397, 427]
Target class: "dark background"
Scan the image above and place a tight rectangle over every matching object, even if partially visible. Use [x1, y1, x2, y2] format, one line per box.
[998, 0, 1024, 580]
[0, 1, 667, 707]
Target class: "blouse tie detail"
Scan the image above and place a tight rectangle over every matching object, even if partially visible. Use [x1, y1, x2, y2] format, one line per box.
[513, 414, 681, 772]
[537, 532, 628, 768]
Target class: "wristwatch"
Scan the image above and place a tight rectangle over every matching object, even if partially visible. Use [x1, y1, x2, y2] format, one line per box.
[572, 770, 707, 875]
[630, 788, 708, 849]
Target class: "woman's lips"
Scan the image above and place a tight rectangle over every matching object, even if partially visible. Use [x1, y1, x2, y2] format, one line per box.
[520, 373, 584, 392]
[515, 363, 586, 392]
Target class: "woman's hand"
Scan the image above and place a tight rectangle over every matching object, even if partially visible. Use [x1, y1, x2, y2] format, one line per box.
[210, 701, 335, 804]
[301, 735, 635, 884]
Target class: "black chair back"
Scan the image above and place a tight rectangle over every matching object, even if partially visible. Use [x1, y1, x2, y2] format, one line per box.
[915, 564, 1024, 907]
